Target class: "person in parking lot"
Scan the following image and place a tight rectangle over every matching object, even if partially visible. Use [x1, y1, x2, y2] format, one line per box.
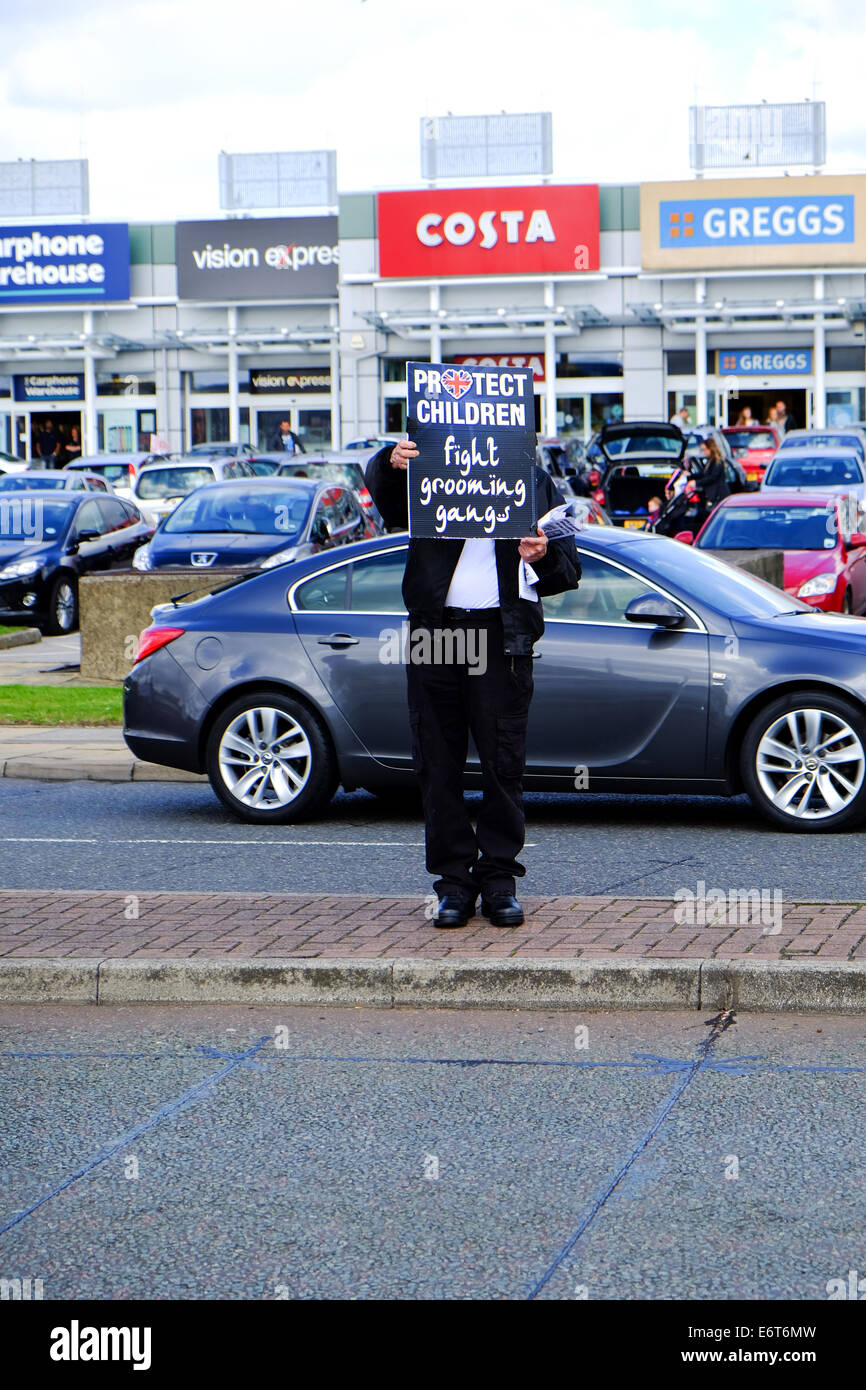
[366, 437, 580, 932]
[670, 405, 690, 432]
[697, 435, 730, 513]
[64, 425, 82, 464]
[735, 406, 756, 427]
[37, 421, 61, 467]
[774, 400, 793, 434]
[269, 419, 306, 454]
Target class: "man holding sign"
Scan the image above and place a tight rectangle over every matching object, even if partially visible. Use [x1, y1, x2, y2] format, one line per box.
[365, 362, 580, 929]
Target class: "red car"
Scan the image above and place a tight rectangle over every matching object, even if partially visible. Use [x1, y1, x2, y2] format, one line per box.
[722, 425, 780, 486]
[690, 491, 866, 614]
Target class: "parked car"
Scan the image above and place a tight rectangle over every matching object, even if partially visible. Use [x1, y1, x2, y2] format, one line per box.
[777, 427, 866, 461]
[275, 456, 381, 530]
[691, 491, 866, 615]
[721, 425, 781, 486]
[761, 447, 866, 513]
[132, 456, 258, 523]
[124, 526, 866, 833]
[343, 434, 401, 453]
[535, 438, 588, 497]
[0, 470, 110, 493]
[591, 420, 686, 527]
[0, 491, 153, 633]
[186, 441, 256, 458]
[0, 451, 29, 475]
[132, 478, 370, 572]
[244, 454, 284, 477]
[65, 452, 170, 496]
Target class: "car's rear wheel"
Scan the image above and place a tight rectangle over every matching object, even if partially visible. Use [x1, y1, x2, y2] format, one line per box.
[842, 589, 853, 615]
[206, 693, 337, 823]
[42, 573, 78, 635]
[741, 692, 866, 831]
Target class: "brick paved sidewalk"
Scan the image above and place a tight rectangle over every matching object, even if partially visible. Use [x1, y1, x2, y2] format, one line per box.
[1, 891, 865, 961]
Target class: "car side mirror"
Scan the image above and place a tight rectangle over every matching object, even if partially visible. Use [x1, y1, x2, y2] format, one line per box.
[625, 593, 687, 628]
[849, 531, 866, 548]
[76, 528, 101, 543]
[674, 530, 694, 545]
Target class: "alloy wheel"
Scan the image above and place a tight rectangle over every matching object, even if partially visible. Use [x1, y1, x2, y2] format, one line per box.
[55, 581, 76, 631]
[755, 707, 865, 821]
[218, 706, 312, 808]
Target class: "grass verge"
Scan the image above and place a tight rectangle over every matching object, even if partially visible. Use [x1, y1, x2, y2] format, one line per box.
[0, 685, 123, 726]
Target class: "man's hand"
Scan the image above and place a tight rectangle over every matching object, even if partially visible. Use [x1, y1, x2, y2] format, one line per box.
[390, 438, 418, 471]
[518, 530, 548, 563]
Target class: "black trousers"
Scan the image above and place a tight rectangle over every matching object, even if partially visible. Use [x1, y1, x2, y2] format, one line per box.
[406, 610, 534, 899]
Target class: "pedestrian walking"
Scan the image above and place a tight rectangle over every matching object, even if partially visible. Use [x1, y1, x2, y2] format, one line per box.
[366, 438, 580, 928]
[268, 419, 305, 454]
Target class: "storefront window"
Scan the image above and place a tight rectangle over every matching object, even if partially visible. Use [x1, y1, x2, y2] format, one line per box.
[556, 353, 623, 378]
[98, 408, 162, 453]
[190, 407, 250, 448]
[556, 398, 585, 438]
[0, 375, 11, 399]
[385, 400, 406, 433]
[589, 394, 624, 430]
[383, 358, 410, 384]
[297, 409, 332, 450]
[97, 374, 156, 396]
[827, 390, 866, 427]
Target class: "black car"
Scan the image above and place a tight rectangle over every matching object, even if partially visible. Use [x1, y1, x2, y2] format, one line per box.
[125, 527, 866, 834]
[132, 477, 371, 572]
[0, 491, 153, 633]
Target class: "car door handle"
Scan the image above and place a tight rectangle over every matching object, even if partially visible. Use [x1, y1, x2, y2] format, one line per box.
[317, 633, 360, 648]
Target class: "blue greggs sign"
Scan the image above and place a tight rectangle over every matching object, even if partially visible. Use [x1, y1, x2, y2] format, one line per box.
[0, 223, 130, 304]
[717, 349, 813, 376]
[660, 196, 854, 248]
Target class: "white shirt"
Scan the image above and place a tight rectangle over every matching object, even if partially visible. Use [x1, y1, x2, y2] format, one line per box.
[444, 539, 500, 609]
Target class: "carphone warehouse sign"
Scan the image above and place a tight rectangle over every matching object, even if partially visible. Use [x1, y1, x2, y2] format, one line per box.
[0, 223, 129, 304]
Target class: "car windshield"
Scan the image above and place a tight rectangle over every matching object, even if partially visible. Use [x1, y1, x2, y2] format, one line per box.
[282, 463, 359, 490]
[0, 473, 66, 490]
[764, 455, 862, 487]
[699, 505, 835, 551]
[634, 538, 811, 617]
[77, 463, 132, 482]
[725, 430, 777, 451]
[781, 434, 862, 453]
[0, 496, 74, 540]
[162, 487, 312, 535]
[605, 434, 682, 457]
[137, 467, 214, 500]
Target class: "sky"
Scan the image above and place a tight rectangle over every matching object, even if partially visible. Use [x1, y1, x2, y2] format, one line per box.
[0, 0, 862, 222]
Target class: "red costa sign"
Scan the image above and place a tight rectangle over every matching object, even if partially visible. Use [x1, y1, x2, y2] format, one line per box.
[377, 185, 599, 278]
[452, 353, 545, 382]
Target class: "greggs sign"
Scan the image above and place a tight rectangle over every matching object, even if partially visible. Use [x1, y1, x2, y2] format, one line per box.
[377, 185, 599, 278]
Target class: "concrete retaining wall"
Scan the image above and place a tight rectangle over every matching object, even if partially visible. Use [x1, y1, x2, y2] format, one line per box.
[80, 569, 249, 682]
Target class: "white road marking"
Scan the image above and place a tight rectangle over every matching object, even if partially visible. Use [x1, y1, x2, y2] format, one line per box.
[0, 836, 537, 847]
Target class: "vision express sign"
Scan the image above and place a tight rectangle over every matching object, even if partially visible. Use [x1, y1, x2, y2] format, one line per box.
[407, 361, 536, 539]
[176, 216, 339, 300]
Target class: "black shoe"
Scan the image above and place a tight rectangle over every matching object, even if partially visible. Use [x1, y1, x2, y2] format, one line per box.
[433, 894, 476, 929]
[481, 893, 525, 927]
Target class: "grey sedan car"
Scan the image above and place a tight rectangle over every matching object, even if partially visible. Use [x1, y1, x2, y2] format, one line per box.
[124, 528, 866, 833]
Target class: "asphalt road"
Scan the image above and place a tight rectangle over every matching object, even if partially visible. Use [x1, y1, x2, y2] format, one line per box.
[0, 778, 865, 901]
[1, 1004, 864, 1301]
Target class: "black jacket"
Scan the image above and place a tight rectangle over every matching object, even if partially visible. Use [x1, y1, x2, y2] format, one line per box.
[268, 429, 305, 454]
[699, 458, 729, 507]
[365, 446, 581, 656]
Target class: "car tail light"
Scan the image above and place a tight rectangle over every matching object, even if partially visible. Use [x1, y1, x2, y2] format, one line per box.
[593, 488, 605, 505]
[358, 486, 374, 507]
[588, 470, 600, 486]
[134, 626, 185, 663]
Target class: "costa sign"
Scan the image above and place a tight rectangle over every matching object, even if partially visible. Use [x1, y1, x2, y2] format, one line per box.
[377, 185, 599, 278]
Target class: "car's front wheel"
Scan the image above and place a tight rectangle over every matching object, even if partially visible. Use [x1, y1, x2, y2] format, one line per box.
[42, 573, 78, 635]
[741, 691, 866, 831]
[206, 693, 337, 823]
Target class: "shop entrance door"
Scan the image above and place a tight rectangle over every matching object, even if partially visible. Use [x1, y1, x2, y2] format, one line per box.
[726, 388, 808, 431]
[30, 410, 82, 466]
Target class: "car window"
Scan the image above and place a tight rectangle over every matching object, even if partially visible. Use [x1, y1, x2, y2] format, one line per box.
[98, 496, 132, 533]
[765, 455, 863, 487]
[120, 499, 144, 524]
[699, 505, 836, 551]
[136, 467, 215, 500]
[75, 499, 104, 536]
[292, 563, 350, 611]
[348, 550, 406, 613]
[543, 551, 656, 624]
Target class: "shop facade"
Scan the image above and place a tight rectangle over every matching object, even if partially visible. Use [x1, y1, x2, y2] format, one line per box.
[1, 176, 865, 460]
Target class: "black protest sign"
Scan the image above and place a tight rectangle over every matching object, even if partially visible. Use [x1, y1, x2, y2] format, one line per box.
[407, 361, 536, 538]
